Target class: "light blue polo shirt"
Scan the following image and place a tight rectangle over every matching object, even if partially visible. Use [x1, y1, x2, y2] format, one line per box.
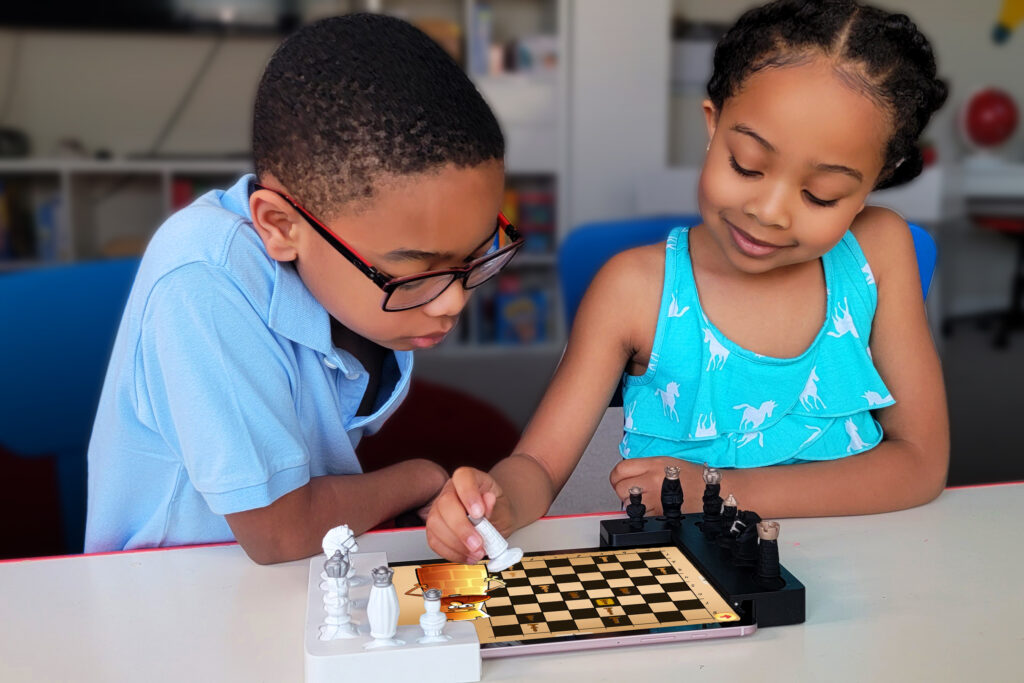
[85, 174, 412, 552]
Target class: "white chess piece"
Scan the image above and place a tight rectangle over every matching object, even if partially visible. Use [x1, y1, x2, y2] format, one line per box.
[364, 566, 404, 649]
[322, 524, 365, 586]
[417, 588, 451, 644]
[322, 524, 358, 558]
[469, 516, 523, 572]
[319, 553, 358, 640]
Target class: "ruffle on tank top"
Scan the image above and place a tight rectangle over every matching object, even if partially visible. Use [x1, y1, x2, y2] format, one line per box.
[619, 227, 894, 469]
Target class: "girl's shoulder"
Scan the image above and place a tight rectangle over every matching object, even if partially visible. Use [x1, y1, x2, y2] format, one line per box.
[849, 205, 917, 287]
[592, 241, 666, 299]
[578, 240, 667, 360]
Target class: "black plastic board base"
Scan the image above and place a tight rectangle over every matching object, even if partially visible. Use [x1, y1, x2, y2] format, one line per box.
[599, 515, 805, 628]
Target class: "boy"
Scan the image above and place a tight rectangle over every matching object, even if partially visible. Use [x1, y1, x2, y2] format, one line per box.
[85, 13, 519, 564]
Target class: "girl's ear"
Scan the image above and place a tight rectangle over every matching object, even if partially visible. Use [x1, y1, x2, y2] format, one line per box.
[702, 99, 720, 148]
[250, 189, 300, 262]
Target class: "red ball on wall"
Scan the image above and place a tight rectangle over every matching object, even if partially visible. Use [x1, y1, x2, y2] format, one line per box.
[962, 88, 1019, 148]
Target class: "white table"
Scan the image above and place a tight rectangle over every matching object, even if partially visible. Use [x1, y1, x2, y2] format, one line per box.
[2, 483, 1021, 682]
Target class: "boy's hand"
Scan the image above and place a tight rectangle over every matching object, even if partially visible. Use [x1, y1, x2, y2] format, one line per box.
[610, 456, 703, 515]
[425, 466, 503, 564]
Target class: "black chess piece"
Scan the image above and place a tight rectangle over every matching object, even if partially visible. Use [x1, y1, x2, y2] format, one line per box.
[660, 466, 683, 526]
[753, 520, 786, 590]
[700, 465, 724, 541]
[716, 494, 739, 550]
[626, 486, 647, 528]
[730, 510, 762, 567]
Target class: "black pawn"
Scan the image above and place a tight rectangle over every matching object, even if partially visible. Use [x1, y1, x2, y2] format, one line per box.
[716, 494, 739, 549]
[731, 510, 761, 567]
[700, 466, 724, 541]
[660, 465, 683, 526]
[754, 521, 786, 590]
[626, 486, 647, 528]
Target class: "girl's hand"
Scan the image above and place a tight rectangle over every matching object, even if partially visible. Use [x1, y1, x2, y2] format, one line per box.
[424, 466, 503, 564]
[609, 456, 703, 514]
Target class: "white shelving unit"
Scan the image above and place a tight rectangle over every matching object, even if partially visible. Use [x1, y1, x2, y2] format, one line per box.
[0, 157, 251, 265]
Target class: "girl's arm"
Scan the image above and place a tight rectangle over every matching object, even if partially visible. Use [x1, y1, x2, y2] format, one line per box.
[425, 245, 662, 562]
[610, 208, 949, 518]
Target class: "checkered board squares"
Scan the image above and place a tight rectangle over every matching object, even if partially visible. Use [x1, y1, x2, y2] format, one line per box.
[473, 547, 738, 644]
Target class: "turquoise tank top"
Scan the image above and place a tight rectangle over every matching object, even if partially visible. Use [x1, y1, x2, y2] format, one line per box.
[619, 226, 895, 468]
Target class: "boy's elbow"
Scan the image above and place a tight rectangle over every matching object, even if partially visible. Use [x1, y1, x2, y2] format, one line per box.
[237, 535, 309, 565]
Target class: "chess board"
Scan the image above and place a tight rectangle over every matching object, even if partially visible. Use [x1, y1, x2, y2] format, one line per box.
[392, 546, 739, 645]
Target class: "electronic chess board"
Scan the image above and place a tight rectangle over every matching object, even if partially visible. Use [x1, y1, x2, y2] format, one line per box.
[391, 546, 742, 645]
[305, 467, 805, 682]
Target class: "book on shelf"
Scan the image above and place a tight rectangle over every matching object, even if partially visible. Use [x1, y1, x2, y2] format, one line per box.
[481, 272, 552, 345]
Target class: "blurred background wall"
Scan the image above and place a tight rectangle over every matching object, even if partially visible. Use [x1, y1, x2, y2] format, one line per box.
[1, 0, 1022, 556]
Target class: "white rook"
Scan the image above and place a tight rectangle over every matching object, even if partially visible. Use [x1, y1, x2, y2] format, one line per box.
[469, 516, 523, 573]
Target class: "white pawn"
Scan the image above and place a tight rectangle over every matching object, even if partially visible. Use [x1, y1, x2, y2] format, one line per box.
[469, 515, 523, 573]
[364, 566, 404, 649]
[319, 553, 358, 640]
[417, 588, 451, 644]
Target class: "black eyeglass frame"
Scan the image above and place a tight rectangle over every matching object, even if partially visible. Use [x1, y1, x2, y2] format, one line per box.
[252, 183, 524, 311]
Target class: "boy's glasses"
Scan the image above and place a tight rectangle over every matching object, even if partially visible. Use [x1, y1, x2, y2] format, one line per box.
[253, 183, 524, 311]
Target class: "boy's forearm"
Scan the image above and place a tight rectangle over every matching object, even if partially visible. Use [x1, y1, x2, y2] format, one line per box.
[228, 458, 447, 564]
[700, 439, 948, 519]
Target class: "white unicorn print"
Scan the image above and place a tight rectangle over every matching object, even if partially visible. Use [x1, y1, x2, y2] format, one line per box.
[704, 329, 730, 371]
[800, 425, 823, 448]
[827, 297, 860, 339]
[845, 418, 866, 452]
[862, 263, 876, 286]
[620, 433, 630, 457]
[694, 413, 717, 438]
[655, 382, 681, 422]
[668, 293, 690, 318]
[862, 390, 893, 407]
[624, 401, 637, 430]
[734, 401, 776, 431]
[799, 367, 827, 410]
[735, 432, 764, 448]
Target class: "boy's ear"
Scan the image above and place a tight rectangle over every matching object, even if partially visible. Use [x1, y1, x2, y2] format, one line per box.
[702, 99, 719, 147]
[250, 190, 300, 262]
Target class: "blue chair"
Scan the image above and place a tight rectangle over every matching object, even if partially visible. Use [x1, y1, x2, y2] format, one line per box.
[0, 258, 140, 554]
[558, 215, 702, 329]
[557, 216, 937, 406]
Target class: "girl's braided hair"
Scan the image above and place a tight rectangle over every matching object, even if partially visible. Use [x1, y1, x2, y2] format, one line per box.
[707, 0, 948, 189]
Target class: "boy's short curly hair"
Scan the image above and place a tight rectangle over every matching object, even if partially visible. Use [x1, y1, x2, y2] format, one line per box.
[253, 13, 505, 218]
[707, 0, 948, 190]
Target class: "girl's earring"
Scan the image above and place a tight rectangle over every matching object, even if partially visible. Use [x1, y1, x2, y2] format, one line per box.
[706, 141, 711, 152]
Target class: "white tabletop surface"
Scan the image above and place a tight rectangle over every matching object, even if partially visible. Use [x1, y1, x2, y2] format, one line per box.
[2, 483, 1021, 682]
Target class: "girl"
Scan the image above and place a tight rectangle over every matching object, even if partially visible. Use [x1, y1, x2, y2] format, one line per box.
[426, 0, 950, 564]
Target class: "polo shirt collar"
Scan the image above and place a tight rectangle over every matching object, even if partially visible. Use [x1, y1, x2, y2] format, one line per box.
[267, 260, 335, 358]
[232, 174, 336, 359]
